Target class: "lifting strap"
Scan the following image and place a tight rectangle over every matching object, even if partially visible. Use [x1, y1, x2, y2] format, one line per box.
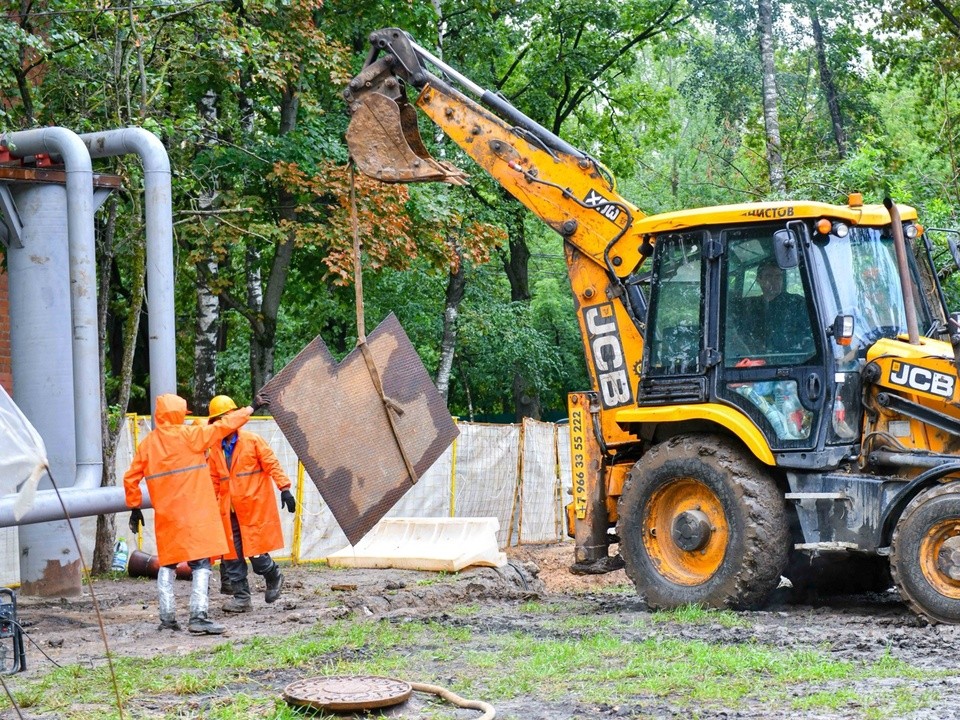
[349, 164, 419, 484]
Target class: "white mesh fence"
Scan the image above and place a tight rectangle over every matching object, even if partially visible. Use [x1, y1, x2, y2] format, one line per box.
[451, 423, 521, 547]
[519, 419, 562, 543]
[0, 527, 17, 587]
[6, 416, 575, 584]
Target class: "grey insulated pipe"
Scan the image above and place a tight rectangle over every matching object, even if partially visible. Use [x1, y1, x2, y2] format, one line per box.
[3, 128, 102, 494]
[0, 127, 173, 527]
[79, 128, 177, 414]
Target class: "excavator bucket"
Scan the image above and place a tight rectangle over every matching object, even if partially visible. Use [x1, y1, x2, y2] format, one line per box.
[346, 91, 468, 185]
[256, 314, 459, 546]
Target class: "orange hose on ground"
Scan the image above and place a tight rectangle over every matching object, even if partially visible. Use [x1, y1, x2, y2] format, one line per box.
[410, 682, 496, 718]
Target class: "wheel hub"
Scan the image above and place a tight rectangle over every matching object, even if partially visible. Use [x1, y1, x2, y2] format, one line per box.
[672, 509, 712, 552]
[936, 535, 960, 581]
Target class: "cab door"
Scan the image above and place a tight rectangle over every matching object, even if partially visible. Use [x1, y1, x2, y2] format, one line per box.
[641, 231, 714, 405]
[717, 225, 828, 452]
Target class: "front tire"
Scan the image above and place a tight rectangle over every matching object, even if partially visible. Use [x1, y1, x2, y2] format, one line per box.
[617, 434, 789, 610]
[891, 482, 960, 623]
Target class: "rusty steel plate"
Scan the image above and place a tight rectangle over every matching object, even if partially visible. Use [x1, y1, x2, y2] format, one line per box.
[257, 313, 459, 545]
[283, 675, 412, 711]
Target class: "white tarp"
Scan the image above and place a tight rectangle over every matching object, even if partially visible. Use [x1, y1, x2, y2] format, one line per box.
[0, 384, 49, 519]
[0, 386, 50, 587]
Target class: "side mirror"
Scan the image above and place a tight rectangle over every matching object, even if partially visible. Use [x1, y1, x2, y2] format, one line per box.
[773, 228, 799, 269]
[830, 314, 855, 346]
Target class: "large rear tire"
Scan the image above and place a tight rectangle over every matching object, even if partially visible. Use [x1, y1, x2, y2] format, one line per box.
[891, 482, 960, 623]
[617, 434, 789, 610]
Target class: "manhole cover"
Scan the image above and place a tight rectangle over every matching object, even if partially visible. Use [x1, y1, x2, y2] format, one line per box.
[283, 675, 412, 711]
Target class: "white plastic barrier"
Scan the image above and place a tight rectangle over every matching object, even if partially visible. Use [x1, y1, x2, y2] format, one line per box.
[326, 517, 507, 571]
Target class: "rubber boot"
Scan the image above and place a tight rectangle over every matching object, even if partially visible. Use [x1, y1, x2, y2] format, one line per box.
[223, 579, 252, 613]
[157, 567, 180, 631]
[188, 566, 225, 634]
[218, 563, 233, 596]
[264, 566, 284, 604]
[188, 612, 225, 634]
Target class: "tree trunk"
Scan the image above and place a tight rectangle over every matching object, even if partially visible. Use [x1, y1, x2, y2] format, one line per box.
[808, 2, 846, 158]
[92, 198, 119, 575]
[14, 2, 35, 126]
[435, 244, 466, 402]
[93, 199, 146, 574]
[512, 372, 542, 421]
[193, 88, 221, 412]
[194, 256, 219, 411]
[246, 240, 266, 396]
[499, 202, 540, 419]
[249, 80, 299, 399]
[501, 202, 531, 302]
[758, 0, 786, 194]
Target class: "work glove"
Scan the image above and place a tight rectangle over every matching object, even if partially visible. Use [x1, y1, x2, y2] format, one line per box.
[129, 508, 144, 535]
[280, 490, 296, 514]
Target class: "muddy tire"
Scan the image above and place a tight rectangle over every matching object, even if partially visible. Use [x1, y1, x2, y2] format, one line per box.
[891, 483, 960, 623]
[617, 434, 789, 610]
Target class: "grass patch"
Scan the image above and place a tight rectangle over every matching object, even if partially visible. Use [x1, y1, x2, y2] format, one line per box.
[651, 604, 750, 628]
[415, 572, 454, 587]
[449, 603, 481, 616]
[544, 614, 620, 633]
[8, 616, 955, 720]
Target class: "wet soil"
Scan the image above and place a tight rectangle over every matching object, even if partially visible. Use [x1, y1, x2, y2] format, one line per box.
[4, 543, 960, 719]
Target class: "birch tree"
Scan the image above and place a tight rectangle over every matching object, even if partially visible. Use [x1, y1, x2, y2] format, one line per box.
[758, 0, 786, 194]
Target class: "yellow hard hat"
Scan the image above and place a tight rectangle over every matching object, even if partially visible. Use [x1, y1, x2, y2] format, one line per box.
[208, 394, 238, 418]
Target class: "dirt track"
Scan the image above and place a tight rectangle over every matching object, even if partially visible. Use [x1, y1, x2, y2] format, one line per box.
[5, 543, 960, 719]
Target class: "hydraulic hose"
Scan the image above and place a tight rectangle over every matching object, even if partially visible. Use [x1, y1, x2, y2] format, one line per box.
[410, 682, 496, 718]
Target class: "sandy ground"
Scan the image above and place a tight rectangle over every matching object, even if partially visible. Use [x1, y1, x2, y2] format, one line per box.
[4, 543, 960, 719]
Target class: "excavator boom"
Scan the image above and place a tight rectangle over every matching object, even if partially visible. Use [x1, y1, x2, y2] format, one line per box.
[343, 28, 647, 275]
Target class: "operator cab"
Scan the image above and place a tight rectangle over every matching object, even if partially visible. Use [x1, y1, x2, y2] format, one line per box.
[636, 200, 940, 466]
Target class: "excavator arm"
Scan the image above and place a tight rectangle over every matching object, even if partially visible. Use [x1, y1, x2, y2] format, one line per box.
[344, 28, 650, 568]
[343, 28, 649, 282]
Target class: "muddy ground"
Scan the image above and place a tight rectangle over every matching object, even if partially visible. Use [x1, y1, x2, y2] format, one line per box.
[4, 543, 960, 719]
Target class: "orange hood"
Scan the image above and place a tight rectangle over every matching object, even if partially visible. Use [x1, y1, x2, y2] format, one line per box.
[154, 394, 187, 426]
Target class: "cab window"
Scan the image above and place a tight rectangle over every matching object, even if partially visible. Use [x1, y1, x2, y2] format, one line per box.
[647, 234, 703, 375]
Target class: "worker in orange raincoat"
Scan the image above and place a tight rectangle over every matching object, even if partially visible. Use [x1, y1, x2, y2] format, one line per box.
[207, 395, 294, 613]
[124, 393, 252, 634]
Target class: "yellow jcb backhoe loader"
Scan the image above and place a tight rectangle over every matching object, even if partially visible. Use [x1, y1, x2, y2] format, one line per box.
[344, 28, 960, 623]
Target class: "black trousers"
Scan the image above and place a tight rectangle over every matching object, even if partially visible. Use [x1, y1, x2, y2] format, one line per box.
[223, 511, 278, 597]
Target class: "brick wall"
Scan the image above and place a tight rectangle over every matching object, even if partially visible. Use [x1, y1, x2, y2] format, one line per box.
[0, 270, 10, 393]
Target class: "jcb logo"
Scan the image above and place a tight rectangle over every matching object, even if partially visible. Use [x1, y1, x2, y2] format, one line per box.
[583, 303, 633, 408]
[583, 189, 622, 223]
[888, 360, 955, 399]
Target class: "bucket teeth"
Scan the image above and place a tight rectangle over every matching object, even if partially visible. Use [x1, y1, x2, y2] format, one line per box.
[347, 92, 468, 186]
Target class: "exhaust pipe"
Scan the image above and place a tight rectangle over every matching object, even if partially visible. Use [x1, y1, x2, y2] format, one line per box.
[885, 198, 921, 345]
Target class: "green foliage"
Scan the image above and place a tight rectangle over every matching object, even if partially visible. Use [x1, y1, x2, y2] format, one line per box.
[9, 0, 960, 420]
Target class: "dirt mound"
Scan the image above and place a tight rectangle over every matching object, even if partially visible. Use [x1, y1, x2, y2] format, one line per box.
[507, 542, 630, 593]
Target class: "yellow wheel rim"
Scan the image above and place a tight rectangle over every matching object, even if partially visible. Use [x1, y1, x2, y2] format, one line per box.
[919, 519, 960, 599]
[641, 478, 729, 586]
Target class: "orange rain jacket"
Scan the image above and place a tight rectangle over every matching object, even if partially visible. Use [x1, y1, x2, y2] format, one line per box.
[124, 394, 252, 565]
[208, 430, 292, 560]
